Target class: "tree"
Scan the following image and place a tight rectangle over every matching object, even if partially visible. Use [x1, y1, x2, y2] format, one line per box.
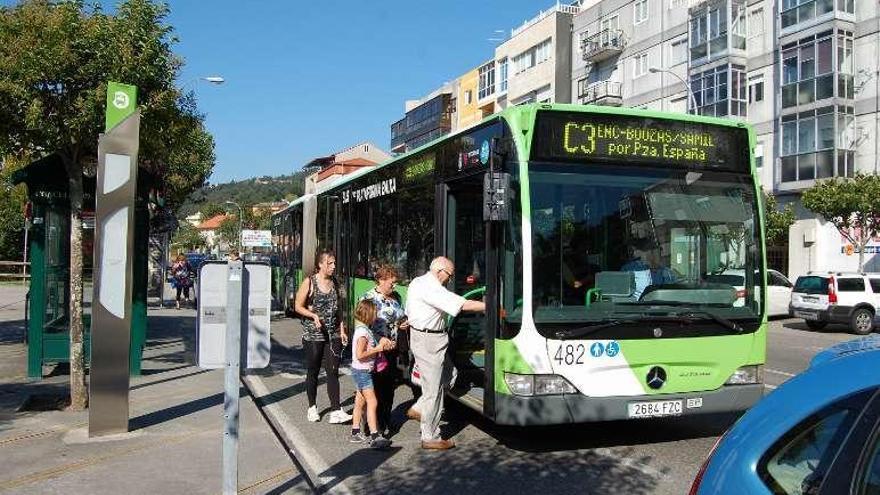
[170, 222, 206, 252]
[0, 156, 28, 261]
[0, 0, 215, 409]
[802, 174, 880, 271]
[198, 202, 226, 221]
[763, 192, 796, 246]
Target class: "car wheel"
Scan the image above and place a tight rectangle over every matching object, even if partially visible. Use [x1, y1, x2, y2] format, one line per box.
[850, 308, 875, 335]
[805, 320, 828, 330]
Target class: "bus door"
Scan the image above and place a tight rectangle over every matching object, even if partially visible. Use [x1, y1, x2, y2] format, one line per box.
[442, 173, 490, 412]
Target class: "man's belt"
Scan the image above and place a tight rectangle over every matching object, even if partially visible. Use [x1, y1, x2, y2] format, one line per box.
[411, 327, 445, 334]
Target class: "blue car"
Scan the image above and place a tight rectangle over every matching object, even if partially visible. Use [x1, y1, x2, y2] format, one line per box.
[691, 336, 880, 495]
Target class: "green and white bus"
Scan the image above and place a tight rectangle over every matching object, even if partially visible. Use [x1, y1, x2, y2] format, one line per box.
[272, 103, 766, 425]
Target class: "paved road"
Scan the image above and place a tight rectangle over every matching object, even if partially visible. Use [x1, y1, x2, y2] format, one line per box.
[250, 316, 860, 495]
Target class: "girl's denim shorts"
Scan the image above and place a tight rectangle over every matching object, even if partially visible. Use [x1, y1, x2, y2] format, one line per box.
[351, 368, 373, 390]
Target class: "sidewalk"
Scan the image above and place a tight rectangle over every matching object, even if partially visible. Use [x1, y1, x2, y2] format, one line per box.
[0, 285, 309, 495]
[243, 317, 505, 495]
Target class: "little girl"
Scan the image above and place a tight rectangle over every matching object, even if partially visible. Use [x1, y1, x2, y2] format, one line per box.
[350, 299, 392, 449]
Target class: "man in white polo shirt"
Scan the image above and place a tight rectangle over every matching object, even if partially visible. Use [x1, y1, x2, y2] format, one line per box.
[405, 256, 485, 450]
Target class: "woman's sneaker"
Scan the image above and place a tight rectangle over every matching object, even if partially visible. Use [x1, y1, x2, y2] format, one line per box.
[328, 409, 352, 424]
[369, 436, 392, 450]
[307, 406, 320, 422]
[349, 431, 368, 443]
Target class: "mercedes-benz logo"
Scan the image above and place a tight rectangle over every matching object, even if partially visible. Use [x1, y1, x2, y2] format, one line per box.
[646, 366, 667, 390]
[653, 327, 663, 338]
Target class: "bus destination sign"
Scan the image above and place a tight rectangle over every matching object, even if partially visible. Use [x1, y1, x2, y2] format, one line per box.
[532, 111, 749, 171]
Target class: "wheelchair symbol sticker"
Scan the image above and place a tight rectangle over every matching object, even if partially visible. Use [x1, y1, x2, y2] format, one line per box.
[605, 341, 620, 357]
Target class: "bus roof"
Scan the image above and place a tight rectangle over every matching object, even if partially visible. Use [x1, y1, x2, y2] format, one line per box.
[314, 103, 753, 195]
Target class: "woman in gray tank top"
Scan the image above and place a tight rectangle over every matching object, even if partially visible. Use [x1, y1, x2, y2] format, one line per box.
[294, 250, 351, 424]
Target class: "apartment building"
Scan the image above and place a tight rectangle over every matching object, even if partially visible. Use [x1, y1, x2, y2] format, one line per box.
[389, 82, 457, 154]
[486, 2, 579, 110]
[572, 0, 880, 277]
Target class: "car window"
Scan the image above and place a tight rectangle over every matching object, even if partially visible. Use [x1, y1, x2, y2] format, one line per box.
[794, 276, 828, 295]
[870, 279, 880, 294]
[770, 272, 791, 287]
[839, 278, 867, 292]
[759, 390, 873, 495]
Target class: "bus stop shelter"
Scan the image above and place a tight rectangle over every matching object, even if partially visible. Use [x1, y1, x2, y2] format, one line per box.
[12, 153, 152, 379]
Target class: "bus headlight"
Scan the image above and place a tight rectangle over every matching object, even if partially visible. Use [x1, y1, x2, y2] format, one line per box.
[504, 373, 578, 396]
[725, 365, 763, 385]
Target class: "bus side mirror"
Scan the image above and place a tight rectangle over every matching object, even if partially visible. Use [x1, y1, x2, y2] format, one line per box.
[484, 172, 511, 221]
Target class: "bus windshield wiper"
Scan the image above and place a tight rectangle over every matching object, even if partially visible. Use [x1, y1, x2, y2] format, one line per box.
[553, 319, 640, 340]
[666, 310, 743, 334]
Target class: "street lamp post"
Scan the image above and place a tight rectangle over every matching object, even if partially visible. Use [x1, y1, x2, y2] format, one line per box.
[224, 201, 243, 255]
[649, 67, 698, 113]
[181, 75, 226, 92]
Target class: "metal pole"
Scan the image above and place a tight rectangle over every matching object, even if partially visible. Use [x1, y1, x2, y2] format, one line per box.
[651, 67, 698, 112]
[223, 260, 243, 495]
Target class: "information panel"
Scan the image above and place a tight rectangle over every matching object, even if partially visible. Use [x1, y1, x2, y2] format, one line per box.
[531, 111, 750, 171]
[197, 261, 271, 369]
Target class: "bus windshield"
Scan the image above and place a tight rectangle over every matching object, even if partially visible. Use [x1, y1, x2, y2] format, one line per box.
[527, 162, 761, 332]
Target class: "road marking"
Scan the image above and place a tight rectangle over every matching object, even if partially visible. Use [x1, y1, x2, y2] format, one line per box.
[765, 368, 796, 378]
[238, 467, 297, 494]
[0, 422, 88, 448]
[593, 447, 672, 480]
[764, 384, 778, 390]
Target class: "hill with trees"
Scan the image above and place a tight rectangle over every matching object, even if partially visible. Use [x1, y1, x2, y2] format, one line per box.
[177, 170, 309, 219]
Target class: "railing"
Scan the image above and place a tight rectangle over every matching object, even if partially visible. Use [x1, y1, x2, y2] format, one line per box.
[0, 261, 30, 281]
[579, 81, 623, 104]
[581, 29, 626, 61]
[511, 1, 581, 37]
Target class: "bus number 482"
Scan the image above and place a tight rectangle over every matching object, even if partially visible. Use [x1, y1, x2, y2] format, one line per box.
[554, 344, 585, 365]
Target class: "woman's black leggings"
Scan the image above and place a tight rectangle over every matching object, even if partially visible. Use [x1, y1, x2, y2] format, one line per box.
[372, 349, 399, 432]
[303, 339, 341, 409]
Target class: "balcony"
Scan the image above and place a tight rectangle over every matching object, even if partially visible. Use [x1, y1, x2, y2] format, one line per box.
[579, 81, 622, 106]
[581, 30, 626, 63]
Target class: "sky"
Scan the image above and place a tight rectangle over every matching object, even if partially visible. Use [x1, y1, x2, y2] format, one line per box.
[163, 0, 547, 183]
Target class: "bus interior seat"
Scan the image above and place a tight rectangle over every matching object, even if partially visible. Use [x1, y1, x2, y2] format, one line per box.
[595, 271, 636, 302]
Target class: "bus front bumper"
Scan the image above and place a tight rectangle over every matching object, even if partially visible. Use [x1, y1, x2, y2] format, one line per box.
[493, 384, 764, 426]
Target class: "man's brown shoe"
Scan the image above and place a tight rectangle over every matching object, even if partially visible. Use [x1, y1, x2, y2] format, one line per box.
[406, 408, 421, 421]
[421, 439, 455, 450]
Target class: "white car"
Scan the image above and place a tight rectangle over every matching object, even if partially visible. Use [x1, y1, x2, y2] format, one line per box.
[790, 271, 880, 334]
[706, 269, 793, 317]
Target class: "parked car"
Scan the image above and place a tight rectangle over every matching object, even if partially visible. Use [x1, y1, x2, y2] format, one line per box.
[790, 272, 880, 335]
[705, 269, 793, 317]
[690, 336, 880, 494]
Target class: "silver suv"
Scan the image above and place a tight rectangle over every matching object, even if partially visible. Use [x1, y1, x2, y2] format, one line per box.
[790, 272, 880, 335]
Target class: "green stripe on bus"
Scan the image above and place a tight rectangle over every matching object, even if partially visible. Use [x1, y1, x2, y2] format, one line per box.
[494, 339, 535, 395]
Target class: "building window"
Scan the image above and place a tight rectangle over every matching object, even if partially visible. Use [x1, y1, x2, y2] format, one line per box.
[780, 105, 855, 182]
[536, 38, 552, 64]
[478, 61, 495, 100]
[499, 58, 508, 93]
[634, 0, 648, 24]
[748, 8, 763, 37]
[748, 75, 764, 103]
[633, 53, 648, 78]
[513, 38, 551, 75]
[464, 90, 473, 105]
[755, 143, 764, 168]
[577, 78, 588, 98]
[690, 63, 746, 116]
[782, 0, 852, 30]
[671, 37, 688, 65]
[781, 30, 851, 109]
[690, 0, 745, 61]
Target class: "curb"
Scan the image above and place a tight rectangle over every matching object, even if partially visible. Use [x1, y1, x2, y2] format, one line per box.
[241, 374, 353, 495]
